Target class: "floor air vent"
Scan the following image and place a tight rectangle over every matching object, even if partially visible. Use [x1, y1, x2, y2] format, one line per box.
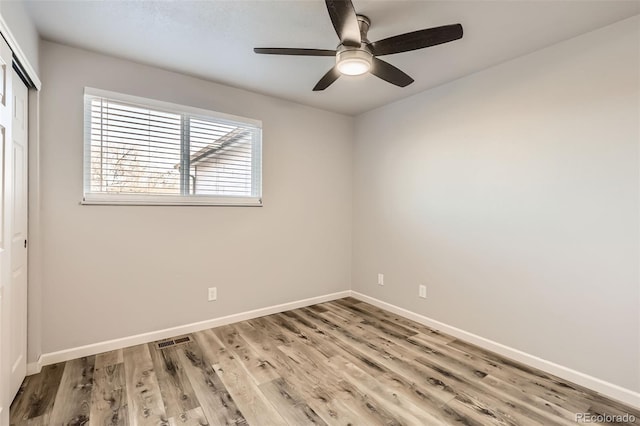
[156, 335, 191, 350]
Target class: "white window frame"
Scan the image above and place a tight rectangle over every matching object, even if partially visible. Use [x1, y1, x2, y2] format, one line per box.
[82, 87, 263, 206]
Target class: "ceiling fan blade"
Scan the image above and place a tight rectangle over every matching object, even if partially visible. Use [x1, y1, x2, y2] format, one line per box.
[325, 0, 361, 47]
[313, 66, 341, 91]
[253, 48, 336, 56]
[371, 57, 414, 87]
[370, 24, 463, 56]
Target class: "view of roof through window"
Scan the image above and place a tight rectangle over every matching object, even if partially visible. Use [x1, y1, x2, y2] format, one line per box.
[188, 117, 253, 196]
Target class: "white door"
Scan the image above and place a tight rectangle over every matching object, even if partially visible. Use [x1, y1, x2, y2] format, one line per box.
[9, 67, 28, 399]
[0, 35, 13, 426]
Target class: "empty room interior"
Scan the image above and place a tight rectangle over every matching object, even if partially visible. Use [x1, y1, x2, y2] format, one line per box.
[0, 0, 639, 424]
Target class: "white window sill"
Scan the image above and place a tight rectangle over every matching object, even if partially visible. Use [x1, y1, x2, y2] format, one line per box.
[81, 195, 262, 207]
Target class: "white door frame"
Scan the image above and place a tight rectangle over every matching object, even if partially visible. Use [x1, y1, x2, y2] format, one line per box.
[0, 32, 13, 426]
[0, 16, 41, 91]
[26, 87, 41, 375]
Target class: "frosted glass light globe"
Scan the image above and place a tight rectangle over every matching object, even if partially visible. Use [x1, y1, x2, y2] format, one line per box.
[336, 49, 372, 76]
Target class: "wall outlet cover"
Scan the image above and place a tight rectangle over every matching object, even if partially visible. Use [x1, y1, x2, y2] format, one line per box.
[419, 285, 427, 299]
[208, 287, 217, 301]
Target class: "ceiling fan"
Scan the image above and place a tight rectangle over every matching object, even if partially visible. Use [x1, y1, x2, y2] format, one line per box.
[254, 0, 463, 91]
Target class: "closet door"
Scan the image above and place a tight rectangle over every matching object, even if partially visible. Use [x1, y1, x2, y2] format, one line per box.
[0, 35, 13, 425]
[9, 66, 28, 399]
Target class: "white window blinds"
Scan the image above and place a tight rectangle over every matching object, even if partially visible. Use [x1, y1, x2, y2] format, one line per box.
[83, 88, 262, 205]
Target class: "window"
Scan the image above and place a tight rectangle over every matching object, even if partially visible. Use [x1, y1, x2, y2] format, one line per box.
[83, 88, 262, 206]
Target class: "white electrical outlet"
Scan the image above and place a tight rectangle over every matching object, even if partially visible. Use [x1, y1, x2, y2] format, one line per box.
[377, 273, 384, 286]
[419, 285, 427, 299]
[208, 287, 217, 301]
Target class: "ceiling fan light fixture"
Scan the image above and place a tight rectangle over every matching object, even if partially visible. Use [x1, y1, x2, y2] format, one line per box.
[253, 0, 462, 90]
[336, 49, 372, 76]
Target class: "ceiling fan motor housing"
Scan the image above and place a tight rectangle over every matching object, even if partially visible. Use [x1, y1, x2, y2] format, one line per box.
[335, 15, 372, 76]
[356, 14, 371, 43]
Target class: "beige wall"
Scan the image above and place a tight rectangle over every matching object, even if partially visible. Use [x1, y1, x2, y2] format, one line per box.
[352, 16, 640, 392]
[38, 41, 353, 354]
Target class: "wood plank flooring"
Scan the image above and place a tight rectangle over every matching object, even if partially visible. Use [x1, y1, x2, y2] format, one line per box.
[10, 298, 640, 425]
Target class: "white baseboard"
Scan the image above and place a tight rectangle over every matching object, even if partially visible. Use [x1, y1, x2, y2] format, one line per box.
[26, 361, 41, 376]
[35, 290, 351, 369]
[351, 291, 640, 410]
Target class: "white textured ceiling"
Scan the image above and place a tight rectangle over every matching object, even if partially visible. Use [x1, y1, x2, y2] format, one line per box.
[25, 0, 640, 115]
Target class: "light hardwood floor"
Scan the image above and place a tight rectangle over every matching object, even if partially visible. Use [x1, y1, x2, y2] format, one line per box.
[10, 298, 640, 425]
